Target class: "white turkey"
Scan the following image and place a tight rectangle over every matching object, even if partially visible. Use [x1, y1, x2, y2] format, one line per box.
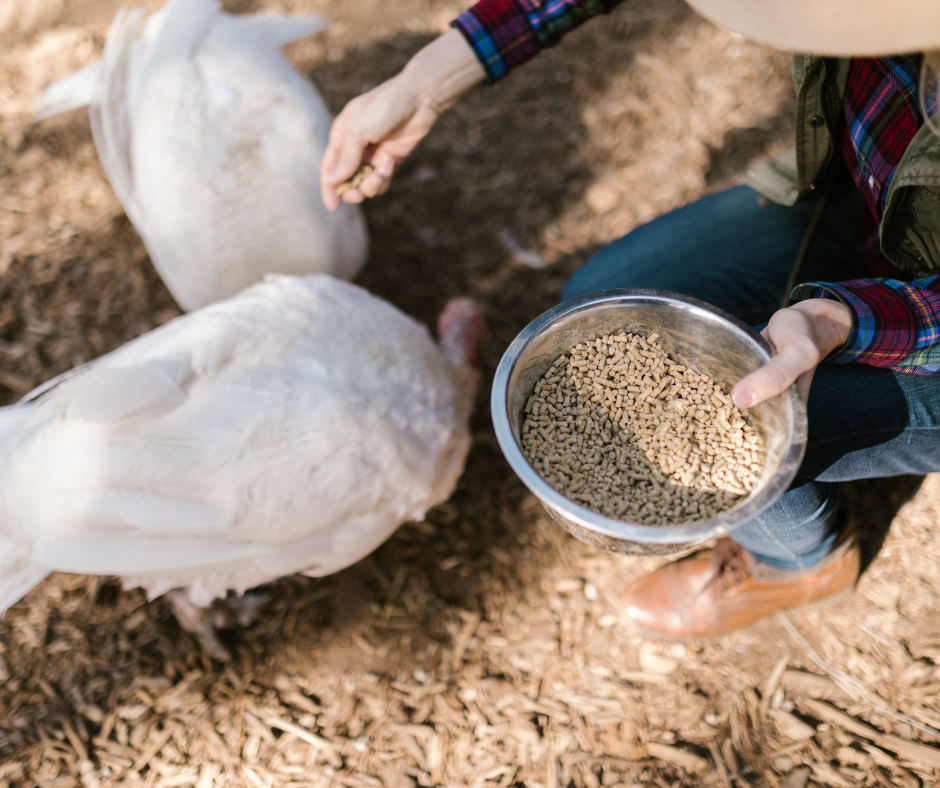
[0, 274, 483, 660]
[34, 0, 369, 311]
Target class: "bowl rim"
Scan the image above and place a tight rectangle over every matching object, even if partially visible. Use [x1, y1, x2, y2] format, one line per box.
[490, 287, 808, 546]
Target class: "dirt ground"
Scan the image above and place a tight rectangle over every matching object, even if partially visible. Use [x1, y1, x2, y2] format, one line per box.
[1, 1, 939, 786]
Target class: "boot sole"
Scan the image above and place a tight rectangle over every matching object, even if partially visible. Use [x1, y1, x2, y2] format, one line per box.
[624, 582, 859, 643]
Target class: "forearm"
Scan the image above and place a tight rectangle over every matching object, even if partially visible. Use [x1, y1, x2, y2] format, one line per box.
[789, 275, 940, 374]
[401, 28, 487, 115]
[320, 28, 485, 207]
[453, 0, 625, 82]
[321, 0, 622, 207]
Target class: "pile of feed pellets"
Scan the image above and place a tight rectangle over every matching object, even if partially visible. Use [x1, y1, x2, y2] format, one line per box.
[520, 331, 765, 524]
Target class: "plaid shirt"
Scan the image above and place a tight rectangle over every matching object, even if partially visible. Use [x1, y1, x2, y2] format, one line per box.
[452, 1, 940, 374]
[791, 277, 940, 374]
[799, 56, 940, 374]
[840, 57, 924, 221]
[453, 0, 621, 82]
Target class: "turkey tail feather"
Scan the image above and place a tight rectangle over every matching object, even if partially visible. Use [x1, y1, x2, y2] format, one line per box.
[87, 1, 219, 276]
[87, 7, 146, 226]
[129, 0, 220, 99]
[33, 60, 101, 120]
[0, 538, 48, 616]
[0, 407, 47, 615]
[90, 0, 218, 213]
[227, 13, 328, 48]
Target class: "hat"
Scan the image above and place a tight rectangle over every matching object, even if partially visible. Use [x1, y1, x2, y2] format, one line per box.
[684, 0, 940, 56]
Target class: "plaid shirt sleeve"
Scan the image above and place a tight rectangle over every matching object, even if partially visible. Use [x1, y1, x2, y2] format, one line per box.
[452, 0, 622, 83]
[789, 275, 940, 374]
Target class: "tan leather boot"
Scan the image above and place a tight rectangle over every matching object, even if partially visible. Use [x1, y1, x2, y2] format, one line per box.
[621, 536, 861, 639]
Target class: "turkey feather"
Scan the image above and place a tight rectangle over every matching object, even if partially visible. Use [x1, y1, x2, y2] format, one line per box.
[0, 275, 479, 612]
[223, 12, 328, 49]
[0, 537, 49, 616]
[33, 0, 368, 311]
[33, 60, 100, 120]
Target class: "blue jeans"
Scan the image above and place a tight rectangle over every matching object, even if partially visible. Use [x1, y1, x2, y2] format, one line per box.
[562, 184, 940, 569]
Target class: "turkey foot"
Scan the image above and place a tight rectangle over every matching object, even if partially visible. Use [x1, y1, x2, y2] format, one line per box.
[167, 589, 270, 661]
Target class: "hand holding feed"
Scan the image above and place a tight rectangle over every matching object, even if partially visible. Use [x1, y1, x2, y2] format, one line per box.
[320, 76, 436, 209]
[731, 298, 853, 408]
[321, 29, 485, 210]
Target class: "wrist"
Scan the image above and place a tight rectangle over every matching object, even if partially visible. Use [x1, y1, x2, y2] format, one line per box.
[791, 296, 853, 352]
[401, 29, 485, 115]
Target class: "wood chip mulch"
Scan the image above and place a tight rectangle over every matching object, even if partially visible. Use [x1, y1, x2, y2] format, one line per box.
[2, 1, 938, 786]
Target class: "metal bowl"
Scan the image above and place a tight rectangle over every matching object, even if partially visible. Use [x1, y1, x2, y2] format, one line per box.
[491, 288, 807, 555]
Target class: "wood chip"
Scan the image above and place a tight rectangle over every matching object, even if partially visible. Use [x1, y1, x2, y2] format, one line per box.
[769, 710, 815, 741]
[779, 766, 810, 788]
[761, 654, 790, 718]
[707, 740, 733, 788]
[780, 669, 832, 698]
[800, 698, 940, 768]
[1, 7, 938, 788]
[646, 741, 710, 772]
[252, 713, 342, 768]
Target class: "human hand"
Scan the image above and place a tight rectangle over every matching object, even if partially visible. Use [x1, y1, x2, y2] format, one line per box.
[731, 298, 853, 408]
[320, 29, 485, 210]
[320, 75, 439, 209]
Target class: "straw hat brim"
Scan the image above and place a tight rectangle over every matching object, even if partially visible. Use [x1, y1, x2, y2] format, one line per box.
[684, 0, 940, 56]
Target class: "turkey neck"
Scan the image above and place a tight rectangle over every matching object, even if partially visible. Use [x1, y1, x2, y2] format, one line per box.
[449, 363, 481, 425]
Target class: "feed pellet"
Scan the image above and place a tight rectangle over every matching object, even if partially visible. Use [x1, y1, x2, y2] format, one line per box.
[334, 164, 376, 196]
[520, 331, 765, 524]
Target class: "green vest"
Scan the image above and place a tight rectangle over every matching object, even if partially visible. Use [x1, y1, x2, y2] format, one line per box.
[746, 55, 940, 276]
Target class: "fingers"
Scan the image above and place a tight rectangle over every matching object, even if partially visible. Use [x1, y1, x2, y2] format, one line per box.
[331, 177, 390, 205]
[320, 97, 406, 209]
[372, 150, 396, 179]
[329, 136, 371, 190]
[320, 122, 367, 211]
[355, 151, 395, 197]
[323, 151, 397, 207]
[319, 65, 447, 209]
[731, 340, 816, 407]
[731, 299, 852, 409]
[344, 173, 391, 202]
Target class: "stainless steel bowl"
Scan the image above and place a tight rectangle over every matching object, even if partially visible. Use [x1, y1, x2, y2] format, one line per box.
[491, 289, 807, 555]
